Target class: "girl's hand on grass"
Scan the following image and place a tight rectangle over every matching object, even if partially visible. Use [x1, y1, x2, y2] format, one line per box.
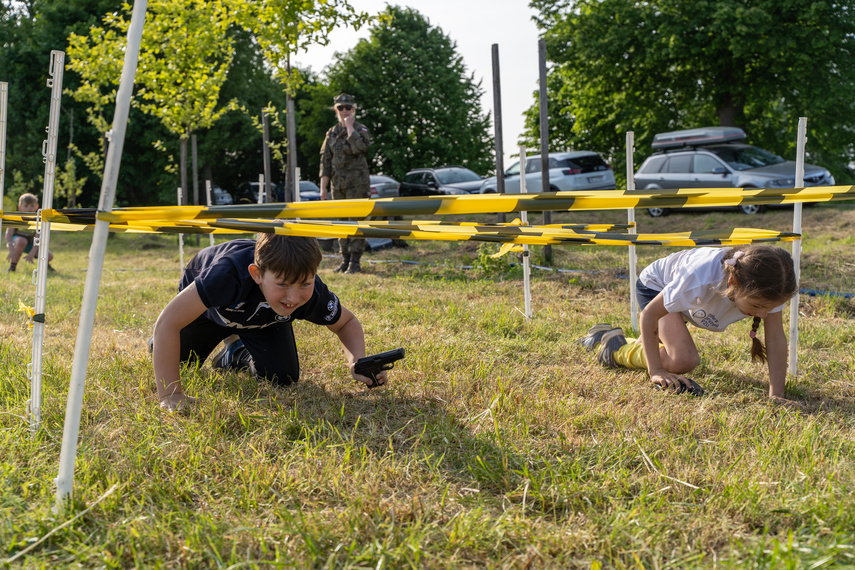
[160, 393, 196, 412]
[651, 371, 692, 393]
[770, 395, 804, 410]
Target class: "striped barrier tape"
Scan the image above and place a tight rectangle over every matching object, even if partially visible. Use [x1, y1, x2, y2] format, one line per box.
[0, 212, 799, 247]
[8, 184, 850, 224]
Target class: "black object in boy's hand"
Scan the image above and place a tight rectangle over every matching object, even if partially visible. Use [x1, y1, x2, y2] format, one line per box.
[654, 377, 705, 396]
[354, 348, 405, 388]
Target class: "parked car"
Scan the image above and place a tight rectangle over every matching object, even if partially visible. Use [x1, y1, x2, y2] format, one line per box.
[478, 151, 615, 194]
[209, 184, 233, 205]
[234, 181, 275, 204]
[398, 166, 484, 196]
[237, 181, 304, 203]
[634, 126, 835, 216]
[297, 180, 321, 201]
[370, 174, 400, 198]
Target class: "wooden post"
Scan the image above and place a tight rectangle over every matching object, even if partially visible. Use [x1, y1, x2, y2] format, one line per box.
[192, 133, 199, 245]
[491, 44, 505, 224]
[262, 109, 272, 202]
[538, 39, 552, 264]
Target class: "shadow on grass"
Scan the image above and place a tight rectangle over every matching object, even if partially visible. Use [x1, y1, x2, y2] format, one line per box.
[192, 373, 534, 504]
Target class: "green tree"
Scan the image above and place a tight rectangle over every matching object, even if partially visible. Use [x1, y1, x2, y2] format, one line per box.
[54, 157, 86, 207]
[201, 26, 289, 191]
[63, 0, 375, 203]
[321, 5, 494, 181]
[244, 0, 372, 90]
[248, 72, 326, 187]
[1, 0, 119, 206]
[3, 0, 379, 206]
[295, 77, 336, 183]
[67, 0, 240, 205]
[526, 0, 855, 186]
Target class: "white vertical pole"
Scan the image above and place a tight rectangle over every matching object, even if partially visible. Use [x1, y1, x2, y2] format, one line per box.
[626, 132, 638, 333]
[257, 173, 264, 204]
[205, 180, 214, 247]
[28, 51, 64, 433]
[0, 82, 7, 242]
[519, 146, 531, 320]
[177, 187, 184, 268]
[295, 167, 302, 202]
[788, 117, 807, 376]
[56, 0, 148, 509]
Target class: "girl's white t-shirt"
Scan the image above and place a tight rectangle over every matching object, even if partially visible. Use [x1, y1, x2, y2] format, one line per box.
[639, 247, 783, 332]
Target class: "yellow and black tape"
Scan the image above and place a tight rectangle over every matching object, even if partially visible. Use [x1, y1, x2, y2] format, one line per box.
[2, 184, 851, 229]
[0, 211, 799, 247]
[8, 182, 836, 246]
[50, 184, 853, 222]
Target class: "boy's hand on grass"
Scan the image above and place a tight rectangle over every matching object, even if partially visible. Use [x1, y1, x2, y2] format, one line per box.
[770, 395, 804, 410]
[352, 369, 387, 389]
[160, 393, 196, 412]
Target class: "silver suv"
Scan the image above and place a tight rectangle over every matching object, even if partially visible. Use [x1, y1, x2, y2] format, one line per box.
[634, 127, 835, 216]
[479, 151, 615, 194]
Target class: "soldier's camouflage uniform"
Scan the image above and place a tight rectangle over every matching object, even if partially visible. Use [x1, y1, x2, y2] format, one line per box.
[320, 121, 372, 255]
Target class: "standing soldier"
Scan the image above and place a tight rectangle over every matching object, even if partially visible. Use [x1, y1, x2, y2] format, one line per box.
[320, 93, 371, 274]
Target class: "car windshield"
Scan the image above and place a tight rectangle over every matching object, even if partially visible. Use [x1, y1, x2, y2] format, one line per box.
[435, 168, 480, 184]
[707, 145, 785, 171]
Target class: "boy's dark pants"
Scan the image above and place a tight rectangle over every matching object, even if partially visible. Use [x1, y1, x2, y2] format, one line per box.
[179, 315, 299, 386]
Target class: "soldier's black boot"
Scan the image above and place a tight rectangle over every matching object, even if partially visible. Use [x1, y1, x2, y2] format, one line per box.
[334, 254, 351, 273]
[345, 252, 362, 274]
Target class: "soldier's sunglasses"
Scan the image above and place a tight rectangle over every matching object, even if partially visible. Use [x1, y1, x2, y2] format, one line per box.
[336, 105, 353, 111]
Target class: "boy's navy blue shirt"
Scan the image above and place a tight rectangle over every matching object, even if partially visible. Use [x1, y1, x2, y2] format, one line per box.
[179, 239, 341, 330]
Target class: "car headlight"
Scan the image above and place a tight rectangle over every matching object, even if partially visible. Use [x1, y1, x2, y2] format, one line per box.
[764, 178, 796, 188]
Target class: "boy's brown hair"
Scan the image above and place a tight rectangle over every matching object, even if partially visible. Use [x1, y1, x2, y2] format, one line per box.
[18, 193, 39, 208]
[254, 233, 322, 284]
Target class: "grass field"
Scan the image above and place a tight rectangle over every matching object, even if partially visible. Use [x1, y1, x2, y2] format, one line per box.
[2, 204, 854, 569]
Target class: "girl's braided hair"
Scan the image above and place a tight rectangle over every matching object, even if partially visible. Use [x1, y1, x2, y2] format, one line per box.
[721, 245, 798, 363]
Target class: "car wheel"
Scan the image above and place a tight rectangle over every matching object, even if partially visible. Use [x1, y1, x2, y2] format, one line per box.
[481, 188, 496, 194]
[647, 207, 670, 217]
[739, 204, 766, 215]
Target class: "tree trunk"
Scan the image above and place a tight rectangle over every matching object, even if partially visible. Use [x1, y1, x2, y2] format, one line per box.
[716, 92, 745, 129]
[192, 133, 199, 245]
[180, 135, 188, 207]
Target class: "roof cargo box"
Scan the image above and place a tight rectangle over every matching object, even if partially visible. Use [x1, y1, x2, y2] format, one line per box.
[652, 126, 746, 149]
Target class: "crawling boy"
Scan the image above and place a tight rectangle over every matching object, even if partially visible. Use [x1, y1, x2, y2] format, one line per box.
[5, 193, 55, 272]
[151, 233, 386, 411]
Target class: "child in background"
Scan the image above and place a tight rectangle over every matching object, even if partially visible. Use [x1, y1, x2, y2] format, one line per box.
[580, 245, 801, 408]
[5, 193, 55, 273]
[151, 233, 387, 412]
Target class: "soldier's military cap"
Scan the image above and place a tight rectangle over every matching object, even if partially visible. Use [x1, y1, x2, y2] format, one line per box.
[333, 93, 356, 107]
